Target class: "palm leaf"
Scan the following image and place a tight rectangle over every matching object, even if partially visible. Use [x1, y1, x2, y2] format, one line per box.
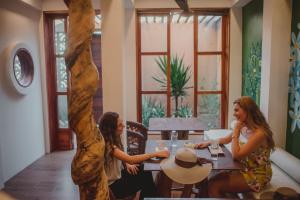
[153, 55, 193, 115]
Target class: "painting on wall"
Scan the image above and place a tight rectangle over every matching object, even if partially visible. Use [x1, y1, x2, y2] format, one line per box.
[286, 0, 300, 159]
[242, 0, 263, 105]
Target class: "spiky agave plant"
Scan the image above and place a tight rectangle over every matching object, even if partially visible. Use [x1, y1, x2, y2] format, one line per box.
[142, 96, 165, 127]
[153, 55, 192, 117]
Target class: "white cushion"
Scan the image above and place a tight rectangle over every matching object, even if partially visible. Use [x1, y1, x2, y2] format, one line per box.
[270, 147, 300, 184]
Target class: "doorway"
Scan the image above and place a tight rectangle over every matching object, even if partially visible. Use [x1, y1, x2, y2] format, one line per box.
[44, 13, 103, 151]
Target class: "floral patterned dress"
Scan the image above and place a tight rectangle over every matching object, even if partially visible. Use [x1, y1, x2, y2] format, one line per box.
[239, 128, 272, 192]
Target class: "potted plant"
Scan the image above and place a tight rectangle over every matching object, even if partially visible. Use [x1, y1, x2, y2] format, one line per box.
[152, 55, 193, 117]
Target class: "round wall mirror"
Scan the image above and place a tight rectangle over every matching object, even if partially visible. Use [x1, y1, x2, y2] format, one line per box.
[13, 48, 34, 88]
[6, 43, 35, 95]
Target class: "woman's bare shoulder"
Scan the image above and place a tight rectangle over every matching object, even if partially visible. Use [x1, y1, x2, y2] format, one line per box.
[252, 128, 268, 145]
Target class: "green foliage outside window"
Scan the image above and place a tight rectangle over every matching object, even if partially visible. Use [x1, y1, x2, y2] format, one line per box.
[152, 55, 193, 117]
[142, 96, 165, 127]
[176, 102, 193, 118]
[199, 78, 220, 129]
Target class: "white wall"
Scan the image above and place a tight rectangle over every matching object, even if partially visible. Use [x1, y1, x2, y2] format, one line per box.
[260, 0, 291, 147]
[0, 0, 45, 186]
[125, 6, 137, 121]
[20, 0, 42, 10]
[101, 0, 126, 117]
[38, 6, 50, 153]
[228, 7, 243, 125]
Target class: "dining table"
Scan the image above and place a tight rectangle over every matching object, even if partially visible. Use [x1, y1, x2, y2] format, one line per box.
[143, 139, 241, 197]
[144, 139, 241, 171]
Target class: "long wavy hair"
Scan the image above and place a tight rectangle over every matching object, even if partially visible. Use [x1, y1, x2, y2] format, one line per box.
[98, 112, 124, 168]
[234, 96, 275, 150]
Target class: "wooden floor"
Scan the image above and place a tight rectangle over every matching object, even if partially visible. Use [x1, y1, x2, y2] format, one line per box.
[2, 150, 79, 200]
[1, 134, 203, 200]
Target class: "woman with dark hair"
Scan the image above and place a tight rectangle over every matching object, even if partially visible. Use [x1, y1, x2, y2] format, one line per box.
[99, 112, 169, 199]
[195, 96, 275, 197]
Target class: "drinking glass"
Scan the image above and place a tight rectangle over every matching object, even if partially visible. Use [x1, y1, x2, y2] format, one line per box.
[171, 131, 178, 147]
[156, 141, 167, 151]
[211, 139, 219, 161]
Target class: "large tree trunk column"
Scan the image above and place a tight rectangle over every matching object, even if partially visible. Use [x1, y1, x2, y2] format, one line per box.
[64, 0, 108, 199]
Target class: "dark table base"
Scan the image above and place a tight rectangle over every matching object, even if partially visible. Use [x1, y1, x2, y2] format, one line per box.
[161, 131, 189, 140]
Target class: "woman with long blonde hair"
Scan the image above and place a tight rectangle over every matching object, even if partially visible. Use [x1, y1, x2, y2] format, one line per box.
[195, 96, 275, 197]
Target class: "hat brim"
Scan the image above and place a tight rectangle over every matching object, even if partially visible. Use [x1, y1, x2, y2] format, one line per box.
[160, 156, 212, 184]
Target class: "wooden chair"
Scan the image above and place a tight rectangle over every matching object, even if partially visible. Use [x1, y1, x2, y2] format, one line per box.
[126, 121, 148, 156]
[126, 121, 148, 140]
[126, 130, 146, 155]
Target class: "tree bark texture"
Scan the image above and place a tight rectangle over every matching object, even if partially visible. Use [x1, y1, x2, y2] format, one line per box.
[64, 0, 109, 199]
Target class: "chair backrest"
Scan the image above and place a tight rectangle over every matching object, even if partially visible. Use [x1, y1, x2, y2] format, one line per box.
[126, 121, 148, 140]
[127, 130, 146, 155]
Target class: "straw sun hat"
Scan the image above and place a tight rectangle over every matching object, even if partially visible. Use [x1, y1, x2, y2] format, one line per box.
[160, 147, 212, 184]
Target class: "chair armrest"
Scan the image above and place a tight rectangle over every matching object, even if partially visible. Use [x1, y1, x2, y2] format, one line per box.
[127, 130, 145, 139]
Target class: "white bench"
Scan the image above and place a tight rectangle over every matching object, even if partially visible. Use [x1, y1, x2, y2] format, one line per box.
[204, 129, 300, 199]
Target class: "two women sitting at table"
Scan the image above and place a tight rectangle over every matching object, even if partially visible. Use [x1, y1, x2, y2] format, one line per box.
[195, 96, 275, 197]
[98, 112, 169, 199]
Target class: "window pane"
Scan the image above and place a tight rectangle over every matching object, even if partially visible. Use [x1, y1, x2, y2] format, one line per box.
[54, 19, 65, 32]
[13, 55, 22, 81]
[197, 94, 221, 129]
[54, 19, 66, 56]
[198, 16, 222, 52]
[141, 16, 167, 52]
[170, 16, 194, 117]
[142, 94, 167, 127]
[142, 55, 167, 91]
[198, 55, 222, 91]
[95, 14, 101, 34]
[57, 95, 69, 128]
[56, 57, 67, 92]
[171, 95, 193, 118]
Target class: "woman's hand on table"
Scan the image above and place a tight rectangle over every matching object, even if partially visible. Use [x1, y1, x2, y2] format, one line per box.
[155, 150, 170, 158]
[194, 141, 210, 149]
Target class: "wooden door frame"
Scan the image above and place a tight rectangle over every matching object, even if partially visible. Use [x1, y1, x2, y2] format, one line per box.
[44, 12, 70, 152]
[44, 11, 102, 151]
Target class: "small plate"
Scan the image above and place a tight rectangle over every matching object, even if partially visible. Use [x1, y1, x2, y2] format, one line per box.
[155, 146, 168, 152]
[184, 142, 195, 148]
